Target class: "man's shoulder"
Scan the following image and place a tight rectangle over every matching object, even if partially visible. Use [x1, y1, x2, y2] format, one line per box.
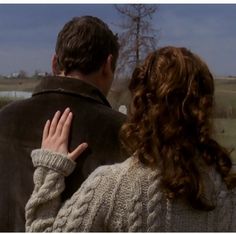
[88, 101, 127, 123]
[0, 98, 32, 117]
[0, 98, 25, 114]
[102, 106, 127, 120]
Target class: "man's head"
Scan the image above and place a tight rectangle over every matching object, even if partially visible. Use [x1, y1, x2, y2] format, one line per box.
[52, 16, 119, 95]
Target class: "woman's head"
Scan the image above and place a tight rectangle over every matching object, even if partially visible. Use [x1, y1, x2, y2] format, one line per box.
[122, 46, 215, 163]
[130, 46, 214, 106]
[121, 46, 234, 209]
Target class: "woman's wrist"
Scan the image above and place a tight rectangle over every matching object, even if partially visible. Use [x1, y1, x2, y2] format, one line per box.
[31, 149, 76, 176]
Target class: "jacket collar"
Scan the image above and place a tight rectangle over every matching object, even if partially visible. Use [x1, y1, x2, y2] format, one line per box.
[32, 76, 111, 107]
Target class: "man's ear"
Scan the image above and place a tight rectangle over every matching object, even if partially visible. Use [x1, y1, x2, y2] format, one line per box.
[52, 54, 60, 75]
[102, 54, 113, 77]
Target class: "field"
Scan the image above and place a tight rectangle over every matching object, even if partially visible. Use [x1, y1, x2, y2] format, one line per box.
[109, 78, 236, 163]
[213, 79, 236, 163]
[215, 79, 236, 114]
[214, 118, 236, 163]
[0, 76, 236, 163]
[0, 77, 41, 91]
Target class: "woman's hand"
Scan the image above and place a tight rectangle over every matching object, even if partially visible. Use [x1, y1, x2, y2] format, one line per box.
[41, 107, 88, 161]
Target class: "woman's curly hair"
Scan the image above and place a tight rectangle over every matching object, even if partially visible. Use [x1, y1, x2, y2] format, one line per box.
[120, 46, 236, 210]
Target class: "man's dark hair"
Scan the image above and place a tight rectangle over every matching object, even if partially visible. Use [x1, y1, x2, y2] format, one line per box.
[55, 16, 119, 75]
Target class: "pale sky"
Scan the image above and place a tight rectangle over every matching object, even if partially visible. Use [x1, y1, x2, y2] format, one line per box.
[0, 4, 235, 76]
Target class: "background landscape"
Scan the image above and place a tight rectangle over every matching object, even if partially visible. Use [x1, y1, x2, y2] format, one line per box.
[1, 4, 236, 164]
[0, 75, 236, 164]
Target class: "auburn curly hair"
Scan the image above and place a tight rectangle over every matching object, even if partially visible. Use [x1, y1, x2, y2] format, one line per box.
[120, 46, 236, 210]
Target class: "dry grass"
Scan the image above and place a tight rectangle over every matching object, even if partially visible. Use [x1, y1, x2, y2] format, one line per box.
[0, 77, 41, 91]
[0, 77, 236, 164]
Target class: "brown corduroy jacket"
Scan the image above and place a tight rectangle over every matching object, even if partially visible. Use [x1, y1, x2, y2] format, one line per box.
[0, 76, 127, 231]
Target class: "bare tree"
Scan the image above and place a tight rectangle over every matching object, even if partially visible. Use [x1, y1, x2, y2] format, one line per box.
[114, 4, 159, 78]
[18, 70, 28, 79]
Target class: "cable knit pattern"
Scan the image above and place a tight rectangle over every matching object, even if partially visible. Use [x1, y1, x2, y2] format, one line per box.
[217, 187, 231, 231]
[25, 168, 65, 232]
[147, 170, 162, 231]
[65, 176, 101, 232]
[25, 149, 236, 232]
[104, 164, 131, 230]
[165, 198, 172, 232]
[128, 180, 143, 232]
[230, 188, 236, 230]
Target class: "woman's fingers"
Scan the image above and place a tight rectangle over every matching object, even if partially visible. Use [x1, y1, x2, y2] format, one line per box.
[61, 112, 73, 141]
[42, 120, 50, 142]
[48, 110, 61, 136]
[41, 108, 88, 160]
[55, 108, 71, 137]
[68, 143, 88, 161]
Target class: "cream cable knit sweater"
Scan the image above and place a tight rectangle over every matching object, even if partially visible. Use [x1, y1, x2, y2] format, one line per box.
[25, 149, 236, 232]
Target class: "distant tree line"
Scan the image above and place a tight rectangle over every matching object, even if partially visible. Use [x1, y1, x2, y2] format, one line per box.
[0, 70, 50, 79]
[109, 78, 236, 118]
[214, 105, 236, 118]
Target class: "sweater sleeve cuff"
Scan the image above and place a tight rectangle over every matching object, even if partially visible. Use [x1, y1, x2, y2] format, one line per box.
[31, 149, 76, 176]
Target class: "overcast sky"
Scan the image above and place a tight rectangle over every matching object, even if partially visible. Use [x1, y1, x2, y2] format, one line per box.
[0, 4, 235, 76]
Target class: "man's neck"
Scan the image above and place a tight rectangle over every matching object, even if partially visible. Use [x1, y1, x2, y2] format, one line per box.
[58, 71, 108, 97]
